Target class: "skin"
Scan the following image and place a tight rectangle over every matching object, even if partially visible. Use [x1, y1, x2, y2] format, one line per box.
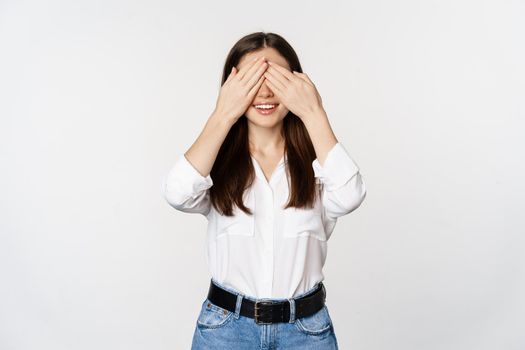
[236, 47, 339, 171]
[183, 48, 338, 181]
[236, 48, 290, 180]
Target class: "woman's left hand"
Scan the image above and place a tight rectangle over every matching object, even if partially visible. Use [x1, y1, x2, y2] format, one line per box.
[263, 61, 325, 122]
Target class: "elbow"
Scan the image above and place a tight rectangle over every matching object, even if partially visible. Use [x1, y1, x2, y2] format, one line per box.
[355, 186, 367, 210]
[343, 186, 366, 215]
[161, 175, 190, 210]
[164, 191, 188, 210]
[349, 176, 367, 212]
[342, 172, 367, 212]
[356, 178, 367, 206]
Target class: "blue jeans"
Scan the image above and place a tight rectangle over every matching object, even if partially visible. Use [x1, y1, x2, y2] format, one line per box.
[191, 279, 339, 349]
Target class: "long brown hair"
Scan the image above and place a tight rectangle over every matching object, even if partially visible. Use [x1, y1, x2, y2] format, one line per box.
[210, 32, 321, 216]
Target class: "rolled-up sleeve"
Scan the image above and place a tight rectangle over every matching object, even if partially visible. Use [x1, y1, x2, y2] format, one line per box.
[312, 142, 367, 220]
[161, 153, 213, 216]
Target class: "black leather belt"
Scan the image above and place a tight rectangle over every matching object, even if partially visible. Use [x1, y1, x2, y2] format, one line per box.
[206, 279, 327, 324]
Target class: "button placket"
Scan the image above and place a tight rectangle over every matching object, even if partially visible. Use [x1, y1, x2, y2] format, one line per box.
[267, 185, 275, 295]
[258, 184, 275, 297]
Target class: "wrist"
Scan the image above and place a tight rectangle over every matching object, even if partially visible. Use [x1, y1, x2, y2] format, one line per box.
[301, 107, 328, 126]
[210, 109, 237, 128]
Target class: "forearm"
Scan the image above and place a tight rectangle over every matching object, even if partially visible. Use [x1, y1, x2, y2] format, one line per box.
[184, 111, 236, 177]
[301, 108, 339, 166]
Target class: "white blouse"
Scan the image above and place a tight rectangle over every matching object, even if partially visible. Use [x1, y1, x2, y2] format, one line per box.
[162, 142, 366, 299]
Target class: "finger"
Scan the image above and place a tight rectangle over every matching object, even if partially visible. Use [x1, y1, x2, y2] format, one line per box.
[292, 71, 314, 86]
[225, 66, 236, 83]
[264, 78, 283, 97]
[265, 66, 292, 89]
[248, 74, 266, 97]
[237, 56, 262, 81]
[263, 69, 287, 91]
[267, 61, 295, 81]
[240, 57, 267, 86]
[244, 60, 268, 91]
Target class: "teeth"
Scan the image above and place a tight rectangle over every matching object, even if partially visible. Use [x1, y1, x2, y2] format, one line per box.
[255, 104, 276, 109]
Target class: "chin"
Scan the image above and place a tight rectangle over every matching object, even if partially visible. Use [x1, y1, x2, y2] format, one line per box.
[246, 114, 286, 127]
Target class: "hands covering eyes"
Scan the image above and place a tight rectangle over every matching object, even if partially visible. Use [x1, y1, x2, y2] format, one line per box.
[214, 56, 324, 124]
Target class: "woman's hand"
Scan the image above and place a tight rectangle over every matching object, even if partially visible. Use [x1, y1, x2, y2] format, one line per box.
[263, 61, 324, 122]
[213, 56, 268, 123]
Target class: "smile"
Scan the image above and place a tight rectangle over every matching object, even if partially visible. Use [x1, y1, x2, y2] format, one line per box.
[254, 104, 278, 115]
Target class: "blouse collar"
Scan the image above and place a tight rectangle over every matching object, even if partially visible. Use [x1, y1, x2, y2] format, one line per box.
[251, 153, 287, 184]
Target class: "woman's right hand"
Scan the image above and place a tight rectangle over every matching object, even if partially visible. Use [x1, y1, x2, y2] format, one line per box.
[213, 56, 268, 123]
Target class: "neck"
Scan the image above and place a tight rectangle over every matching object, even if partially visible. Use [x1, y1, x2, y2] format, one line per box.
[248, 124, 285, 155]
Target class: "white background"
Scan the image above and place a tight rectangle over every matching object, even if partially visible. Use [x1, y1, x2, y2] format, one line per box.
[1, 0, 524, 349]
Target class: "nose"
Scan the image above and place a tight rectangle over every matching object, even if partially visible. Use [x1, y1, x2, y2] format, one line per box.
[258, 78, 274, 96]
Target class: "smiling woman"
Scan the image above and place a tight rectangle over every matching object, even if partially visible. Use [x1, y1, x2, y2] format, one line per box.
[162, 31, 366, 350]
[231, 46, 291, 134]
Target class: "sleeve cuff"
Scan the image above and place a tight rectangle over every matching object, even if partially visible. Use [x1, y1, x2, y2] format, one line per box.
[311, 142, 360, 191]
[165, 153, 214, 199]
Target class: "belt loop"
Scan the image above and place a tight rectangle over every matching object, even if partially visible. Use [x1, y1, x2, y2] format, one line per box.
[234, 293, 244, 319]
[287, 298, 296, 323]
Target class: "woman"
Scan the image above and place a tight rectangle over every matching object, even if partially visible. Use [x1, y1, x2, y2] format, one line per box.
[162, 32, 366, 349]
